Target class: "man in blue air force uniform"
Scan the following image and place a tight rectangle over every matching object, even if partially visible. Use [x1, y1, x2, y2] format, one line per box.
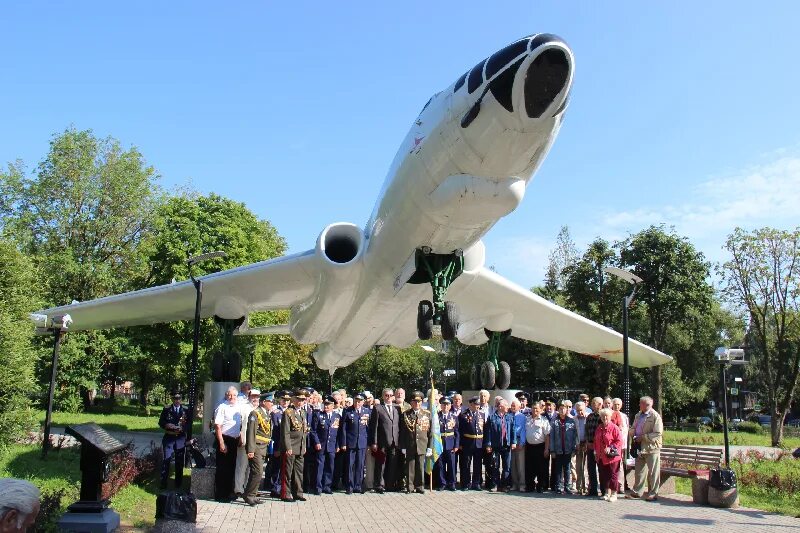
[458, 396, 485, 490]
[309, 395, 342, 494]
[435, 396, 460, 491]
[340, 392, 371, 494]
[158, 392, 187, 489]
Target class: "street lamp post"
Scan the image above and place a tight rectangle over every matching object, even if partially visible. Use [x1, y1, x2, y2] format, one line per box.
[603, 266, 642, 423]
[32, 313, 73, 458]
[186, 251, 227, 441]
[715, 347, 746, 467]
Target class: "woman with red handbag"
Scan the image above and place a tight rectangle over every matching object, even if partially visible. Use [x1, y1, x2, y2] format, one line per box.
[593, 408, 624, 502]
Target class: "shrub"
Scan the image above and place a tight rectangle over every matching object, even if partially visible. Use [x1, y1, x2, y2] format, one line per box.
[34, 488, 67, 532]
[735, 421, 764, 434]
[101, 444, 158, 500]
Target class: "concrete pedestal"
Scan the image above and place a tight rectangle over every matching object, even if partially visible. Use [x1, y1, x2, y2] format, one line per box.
[191, 466, 216, 500]
[709, 486, 739, 508]
[58, 509, 120, 533]
[201, 381, 238, 446]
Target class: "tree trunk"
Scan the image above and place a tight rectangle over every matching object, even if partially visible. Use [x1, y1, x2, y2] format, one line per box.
[138, 366, 149, 408]
[80, 386, 93, 409]
[771, 406, 784, 447]
[651, 366, 663, 413]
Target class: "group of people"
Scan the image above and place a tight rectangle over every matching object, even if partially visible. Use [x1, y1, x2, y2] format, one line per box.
[158, 383, 664, 507]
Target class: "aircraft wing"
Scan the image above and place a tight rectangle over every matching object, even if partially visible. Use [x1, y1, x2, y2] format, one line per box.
[451, 267, 671, 367]
[33, 251, 318, 331]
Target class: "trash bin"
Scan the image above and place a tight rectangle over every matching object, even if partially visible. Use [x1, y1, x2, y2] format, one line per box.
[708, 468, 738, 508]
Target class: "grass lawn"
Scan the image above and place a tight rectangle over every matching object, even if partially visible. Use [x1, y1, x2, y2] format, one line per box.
[0, 443, 169, 531]
[36, 405, 203, 435]
[664, 429, 800, 449]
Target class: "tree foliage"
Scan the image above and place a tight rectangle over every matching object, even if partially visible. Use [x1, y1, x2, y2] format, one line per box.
[720, 227, 800, 446]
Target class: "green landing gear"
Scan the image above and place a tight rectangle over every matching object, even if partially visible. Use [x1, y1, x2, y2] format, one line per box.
[409, 248, 464, 341]
[470, 329, 511, 390]
[211, 316, 245, 382]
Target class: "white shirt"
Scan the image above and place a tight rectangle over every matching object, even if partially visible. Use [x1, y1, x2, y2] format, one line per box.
[238, 402, 255, 443]
[214, 401, 242, 438]
[525, 415, 551, 444]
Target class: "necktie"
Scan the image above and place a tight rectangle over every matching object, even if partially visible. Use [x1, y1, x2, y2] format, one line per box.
[501, 416, 507, 446]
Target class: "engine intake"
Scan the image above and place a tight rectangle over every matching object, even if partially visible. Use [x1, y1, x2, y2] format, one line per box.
[316, 223, 365, 266]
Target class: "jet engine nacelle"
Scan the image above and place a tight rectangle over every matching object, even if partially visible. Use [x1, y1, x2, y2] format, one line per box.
[290, 222, 365, 343]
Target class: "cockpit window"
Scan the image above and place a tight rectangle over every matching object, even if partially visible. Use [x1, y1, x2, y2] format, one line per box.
[485, 39, 530, 79]
[454, 71, 468, 93]
[489, 57, 524, 112]
[421, 96, 433, 112]
[467, 58, 487, 94]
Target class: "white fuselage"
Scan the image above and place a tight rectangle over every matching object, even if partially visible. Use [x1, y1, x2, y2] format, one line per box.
[292, 34, 574, 371]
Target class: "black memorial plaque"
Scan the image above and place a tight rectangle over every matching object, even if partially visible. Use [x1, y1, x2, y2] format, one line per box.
[65, 423, 128, 512]
[66, 423, 126, 455]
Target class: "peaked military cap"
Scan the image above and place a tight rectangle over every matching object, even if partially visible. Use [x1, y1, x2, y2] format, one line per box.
[261, 391, 275, 401]
[439, 396, 451, 404]
[323, 395, 335, 404]
[278, 390, 292, 400]
[468, 396, 480, 404]
[292, 388, 308, 399]
[410, 391, 424, 401]
[354, 392, 366, 401]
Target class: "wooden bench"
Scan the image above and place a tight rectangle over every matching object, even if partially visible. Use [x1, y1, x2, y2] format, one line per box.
[625, 445, 723, 498]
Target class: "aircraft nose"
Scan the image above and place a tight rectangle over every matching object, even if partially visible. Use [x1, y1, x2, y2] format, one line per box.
[523, 47, 570, 119]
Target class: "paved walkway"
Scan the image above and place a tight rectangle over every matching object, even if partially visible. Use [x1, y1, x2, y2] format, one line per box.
[195, 490, 799, 533]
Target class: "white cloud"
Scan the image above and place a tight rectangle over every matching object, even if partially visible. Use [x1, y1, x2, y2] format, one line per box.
[484, 150, 800, 289]
[599, 153, 800, 263]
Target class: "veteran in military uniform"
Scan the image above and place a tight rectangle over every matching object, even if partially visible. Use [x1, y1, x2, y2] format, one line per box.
[458, 396, 485, 490]
[436, 396, 460, 491]
[158, 392, 187, 489]
[268, 391, 290, 498]
[310, 395, 341, 494]
[243, 389, 271, 505]
[280, 388, 310, 502]
[400, 391, 433, 493]
[340, 392, 371, 494]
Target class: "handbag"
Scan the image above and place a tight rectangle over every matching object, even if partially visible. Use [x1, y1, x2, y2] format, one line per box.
[606, 444, 619, 458]
[155, 491, 197, 522]
[709, 468, 737, 490]
[630, 440, 640, 459]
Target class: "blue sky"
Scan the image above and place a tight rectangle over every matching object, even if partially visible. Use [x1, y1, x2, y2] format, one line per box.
[2, 2, 799, 289]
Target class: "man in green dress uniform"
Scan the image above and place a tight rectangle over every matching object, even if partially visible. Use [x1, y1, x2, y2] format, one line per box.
[280, 388, 310, 502]
[400, 391, 433, 494]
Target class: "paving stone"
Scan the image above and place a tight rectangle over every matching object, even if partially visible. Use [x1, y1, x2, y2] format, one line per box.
[192, 490, 800, 532]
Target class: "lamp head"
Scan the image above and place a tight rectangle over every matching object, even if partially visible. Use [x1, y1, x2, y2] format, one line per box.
[603, 266, 643, 285]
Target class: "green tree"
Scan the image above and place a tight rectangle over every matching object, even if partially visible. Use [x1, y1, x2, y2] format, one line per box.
[2, 128, 162, 410]
[720, 227, 800, 446]
[0, 240, 40, 443]
[619, 225, 716, 413]
[129, 192, 297, 403]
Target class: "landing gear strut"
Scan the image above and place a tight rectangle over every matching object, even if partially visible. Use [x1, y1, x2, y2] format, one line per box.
[410, 248, 464, 341]
[211, 316, 245, 382]
[470, 329, 511, 390]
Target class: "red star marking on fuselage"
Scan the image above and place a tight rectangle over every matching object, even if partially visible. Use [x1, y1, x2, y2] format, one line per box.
[414, 136, 424, 146]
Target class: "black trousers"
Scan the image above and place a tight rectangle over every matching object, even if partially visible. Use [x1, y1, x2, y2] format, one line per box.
[586, 443, 600, 495]
[525, 443, 548, 491]
[282, 452, 305, 498]
[374, 446, 400, 490]
[459, 447, 483, 488]
[215, 435, 238, 501]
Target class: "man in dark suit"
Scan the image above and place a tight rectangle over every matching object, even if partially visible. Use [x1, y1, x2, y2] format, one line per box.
[485, 398, 517, 492]
[340, 392, 371, 494]
[368, 387, 401, 493]
[436, 396, 460, 491]
[309, 395, 341, 495]
[158, 392, 187, 489]
[280, 389, 310, 502]
[458, 396, 485, 490]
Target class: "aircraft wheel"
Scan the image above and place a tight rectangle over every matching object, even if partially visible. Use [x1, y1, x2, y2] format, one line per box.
[470, 364, 480, 390]
[480, 361, 496, 390]
[496, 361, 511, 390]
[417, 300, 433, 340]
[441, 301, 458, 341]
